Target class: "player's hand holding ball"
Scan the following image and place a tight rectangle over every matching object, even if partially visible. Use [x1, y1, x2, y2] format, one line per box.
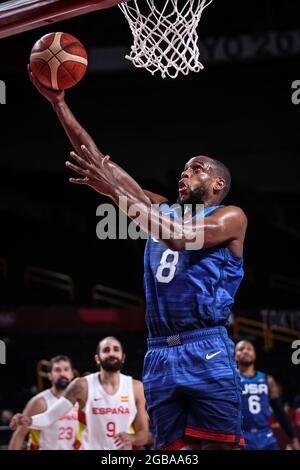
[28, 32, 88, 105]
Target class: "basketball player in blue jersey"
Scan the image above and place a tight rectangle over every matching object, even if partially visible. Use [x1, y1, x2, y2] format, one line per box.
[28, 66, 248, 450]
[235, 340, 300, 450]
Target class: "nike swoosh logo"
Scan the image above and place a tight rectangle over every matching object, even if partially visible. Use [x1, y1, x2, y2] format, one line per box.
[267, 432, 273, 438]
[206, 351, 222, 360]
[94, 397, 102, 401]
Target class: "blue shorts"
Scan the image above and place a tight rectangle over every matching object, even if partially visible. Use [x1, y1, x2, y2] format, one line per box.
[142, 326, 244, 450]
[242, 429, 279, 450]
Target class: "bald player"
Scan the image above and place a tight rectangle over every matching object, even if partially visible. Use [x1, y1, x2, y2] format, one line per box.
[235, 340, 300, 450]
[26, 67, 247, 450]
[11, 337, 149, 450]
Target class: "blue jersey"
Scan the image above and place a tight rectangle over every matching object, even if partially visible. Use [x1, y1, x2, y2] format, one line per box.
[144, 204, 244, 337]
[240, 371, 271, 431]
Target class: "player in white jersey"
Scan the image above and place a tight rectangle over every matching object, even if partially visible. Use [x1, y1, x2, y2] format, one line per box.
[11, 337, 149, 450]
[9, 355, 78, 450]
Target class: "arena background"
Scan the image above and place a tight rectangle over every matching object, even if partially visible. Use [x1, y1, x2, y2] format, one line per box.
[0, 0, 300, 449]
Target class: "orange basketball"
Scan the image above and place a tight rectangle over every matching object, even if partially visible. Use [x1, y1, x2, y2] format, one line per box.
[29, 32, 88, 90]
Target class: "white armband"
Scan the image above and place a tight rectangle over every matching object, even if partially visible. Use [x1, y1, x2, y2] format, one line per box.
[31, 397, 74, 430]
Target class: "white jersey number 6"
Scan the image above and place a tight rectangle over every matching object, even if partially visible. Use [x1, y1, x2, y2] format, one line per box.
[248, 395, 261, 414]
[156, 249, 179, 283]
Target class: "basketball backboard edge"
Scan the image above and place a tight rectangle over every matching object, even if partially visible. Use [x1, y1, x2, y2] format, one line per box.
[0, 0, 127, 39]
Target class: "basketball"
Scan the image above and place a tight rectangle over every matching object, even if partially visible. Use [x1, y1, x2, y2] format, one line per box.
[29, 32, 88, 90]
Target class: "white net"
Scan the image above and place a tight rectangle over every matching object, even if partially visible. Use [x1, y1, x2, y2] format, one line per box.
[119, 0, 214, 79]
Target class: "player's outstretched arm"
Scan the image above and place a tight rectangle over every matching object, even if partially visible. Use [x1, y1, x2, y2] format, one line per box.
[28, 66, 163, 201]
[143, 190, 168, 204]
[8, 396, 46, 450]
[10, 378, 87, 431]
[66, 146, 247, 252]
[28, 65, 103, 160]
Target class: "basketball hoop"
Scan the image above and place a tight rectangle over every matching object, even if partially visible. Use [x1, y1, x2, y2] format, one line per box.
[119, 0, 214, 79]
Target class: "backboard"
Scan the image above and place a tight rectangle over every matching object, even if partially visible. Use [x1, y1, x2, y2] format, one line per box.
[0, 0, 126, 39]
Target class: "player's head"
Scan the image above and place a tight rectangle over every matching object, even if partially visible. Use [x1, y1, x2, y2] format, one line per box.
[0, 409, 13, 426]
[178, 156, 231, 206]
[48, 355, 74, 390]
[235, 340, 256, 367]
[95, 336, 125, 372]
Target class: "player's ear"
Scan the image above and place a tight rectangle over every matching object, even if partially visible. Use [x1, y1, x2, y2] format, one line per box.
[94, 354, 100, 366]
[214, 177, 225, 192]
[122, 353, 126, 364]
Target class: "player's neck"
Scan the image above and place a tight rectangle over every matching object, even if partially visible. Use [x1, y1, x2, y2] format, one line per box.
[202, 192, 222, 208]
[203, 199, 219, 208]
[50, 386, 65, 398]
[186, 199, 219, 216]
[98, 370, 120, 392]
[239, 365, 256, 377]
